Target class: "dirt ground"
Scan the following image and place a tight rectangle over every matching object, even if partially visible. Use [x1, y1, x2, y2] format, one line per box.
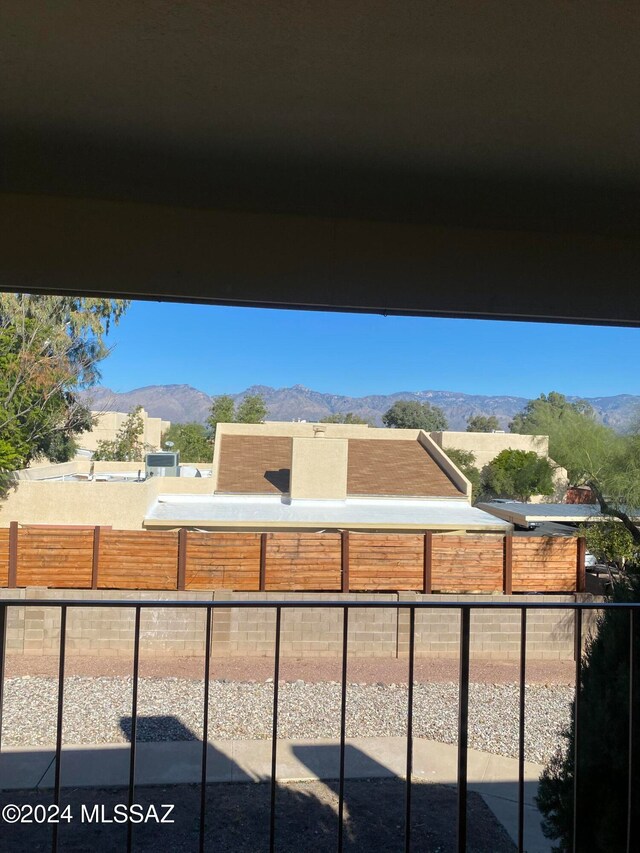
[5, 653, 575, 684]
[0, 779, 516, 852]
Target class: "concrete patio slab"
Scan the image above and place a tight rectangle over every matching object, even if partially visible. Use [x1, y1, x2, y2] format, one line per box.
[0, 737, 550, 851]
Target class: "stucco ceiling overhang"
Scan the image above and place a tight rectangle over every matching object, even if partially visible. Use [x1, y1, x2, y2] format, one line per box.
[1, 2, 638, 323]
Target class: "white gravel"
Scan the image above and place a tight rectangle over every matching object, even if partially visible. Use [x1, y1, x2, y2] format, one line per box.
[1, 676, 572, 764]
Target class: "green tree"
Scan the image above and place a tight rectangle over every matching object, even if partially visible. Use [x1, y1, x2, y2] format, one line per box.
[161, 423, 212, 463]
[510, 391, 640, 542]
[530, 401, 640, 850]
[382, 400, 448, 431]
[537, 575, 640, 851]
[466, 414, 500, 432]
[579, 522, 640, 571]
[445, 448, 482, 502]
[206, 395, 236, 439]
[236, 393, 267, 424]
[93, 407, 145, 461]
[480, 449, 554, 502]
[509, 392, 614, 483]
[206, 393, 268, 440]
[321, 412, 370, 425]
[0, 294, 128, 485]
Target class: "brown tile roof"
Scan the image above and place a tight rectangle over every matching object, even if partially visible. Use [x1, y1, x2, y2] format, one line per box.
[347, 439, 463, 497]
[216, 434, 463, 498]
[216, 435, 291, 494]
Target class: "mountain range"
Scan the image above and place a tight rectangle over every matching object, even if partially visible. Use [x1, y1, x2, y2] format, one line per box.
[80, 385, 640, 432]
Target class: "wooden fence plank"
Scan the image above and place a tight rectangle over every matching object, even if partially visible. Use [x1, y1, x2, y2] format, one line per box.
[17, 528, 93, 588]
[0, 526, 582, 593]
[185, 532, 261, 590]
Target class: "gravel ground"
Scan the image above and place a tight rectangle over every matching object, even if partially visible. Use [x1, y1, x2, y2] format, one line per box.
[1, 676, 572, 764]
[4, 653, 576, 684]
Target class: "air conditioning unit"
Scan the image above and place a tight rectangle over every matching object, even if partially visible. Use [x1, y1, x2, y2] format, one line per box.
[145, 451, 181, 478]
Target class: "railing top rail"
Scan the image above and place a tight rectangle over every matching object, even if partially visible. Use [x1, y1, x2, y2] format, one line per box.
[0, 598, 639, 610]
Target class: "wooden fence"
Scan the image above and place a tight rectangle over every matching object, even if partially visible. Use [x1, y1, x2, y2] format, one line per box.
[0, 523, 586, 593]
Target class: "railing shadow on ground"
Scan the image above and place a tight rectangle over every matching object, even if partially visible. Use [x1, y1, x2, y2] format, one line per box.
[0, 715, 522, 852]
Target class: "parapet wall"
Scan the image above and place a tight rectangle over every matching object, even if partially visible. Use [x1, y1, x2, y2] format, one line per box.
[0, 589, 599, 661]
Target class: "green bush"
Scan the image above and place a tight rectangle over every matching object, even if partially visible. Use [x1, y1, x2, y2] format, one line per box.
[537, 574, 640, 851]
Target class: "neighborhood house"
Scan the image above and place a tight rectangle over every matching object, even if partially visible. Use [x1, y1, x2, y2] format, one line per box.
[144, 422, 511, 533]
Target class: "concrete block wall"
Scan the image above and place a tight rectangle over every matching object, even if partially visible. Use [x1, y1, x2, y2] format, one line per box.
[0, 588, 600, 660]
[214, 591, 398, 658]
[1, 588, 214, 658]
[397, 593, 591, 660]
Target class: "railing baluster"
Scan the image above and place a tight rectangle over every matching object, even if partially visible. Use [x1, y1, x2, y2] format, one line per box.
[200, 607, 212, 853]
[0, 597, 636, 853]
[405, 606, 416, 853]
[572, 608, 582, 853]
[628, 608, 638, 853]
[269, 606, 281, 853]
[518, 608, 527, 852]
[127, 606, 141, 853]
[51, 605, 67, 853]
[0, 604, 6, 752]
[338, 605, 349, 853]
[457, 607, 470, 853]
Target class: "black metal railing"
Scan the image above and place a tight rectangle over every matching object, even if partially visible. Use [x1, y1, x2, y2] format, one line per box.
[0, 598, 638, 853]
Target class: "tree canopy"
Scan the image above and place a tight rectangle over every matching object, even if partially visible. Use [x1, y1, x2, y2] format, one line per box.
[161, 422, 212, 463]
[537, 575, 640, 851]
[93, 407, 145, 462]
[445, 448, 481, 502]
[382, 400, 448, 431]
[510, 391, 640, 542]
[509, 392, 613, 483]
[578, 522, 640, 571]
[321, 412, 371, 425]
[0, 294, 129, 485]
[207, 393, 267, 439]
[466, 414, 500, 432]
[235, 394, 268, 424]
[480, 448, 554, 502]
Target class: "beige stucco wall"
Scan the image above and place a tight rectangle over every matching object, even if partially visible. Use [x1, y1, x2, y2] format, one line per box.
[78, 409, 171, 453]
[290, 435, 348, 500]
[416, 431, 471, 500]
[217, 421, 374, 439]
[0, 475, 212, 529]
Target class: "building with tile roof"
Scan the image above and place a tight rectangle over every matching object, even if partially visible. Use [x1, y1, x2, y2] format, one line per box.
[143, 422, 510, 533]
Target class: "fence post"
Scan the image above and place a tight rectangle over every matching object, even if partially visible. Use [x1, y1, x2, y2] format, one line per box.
[503, 533, 513, 595]
[91, 525, 101, 589]
[177, 528, 187, 591]
[341, 530, 350, 593]
[423, 531, 433, 594]
[259, 533, 267, 591]
[576, 536, 586, 593]
[8, 522, 18, 589]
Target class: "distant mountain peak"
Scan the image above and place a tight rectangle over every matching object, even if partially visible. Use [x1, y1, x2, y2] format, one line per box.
[80, 384, 640, 432]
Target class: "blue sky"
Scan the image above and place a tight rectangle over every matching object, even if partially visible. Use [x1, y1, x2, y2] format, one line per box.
[98, 300, 640, 399]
